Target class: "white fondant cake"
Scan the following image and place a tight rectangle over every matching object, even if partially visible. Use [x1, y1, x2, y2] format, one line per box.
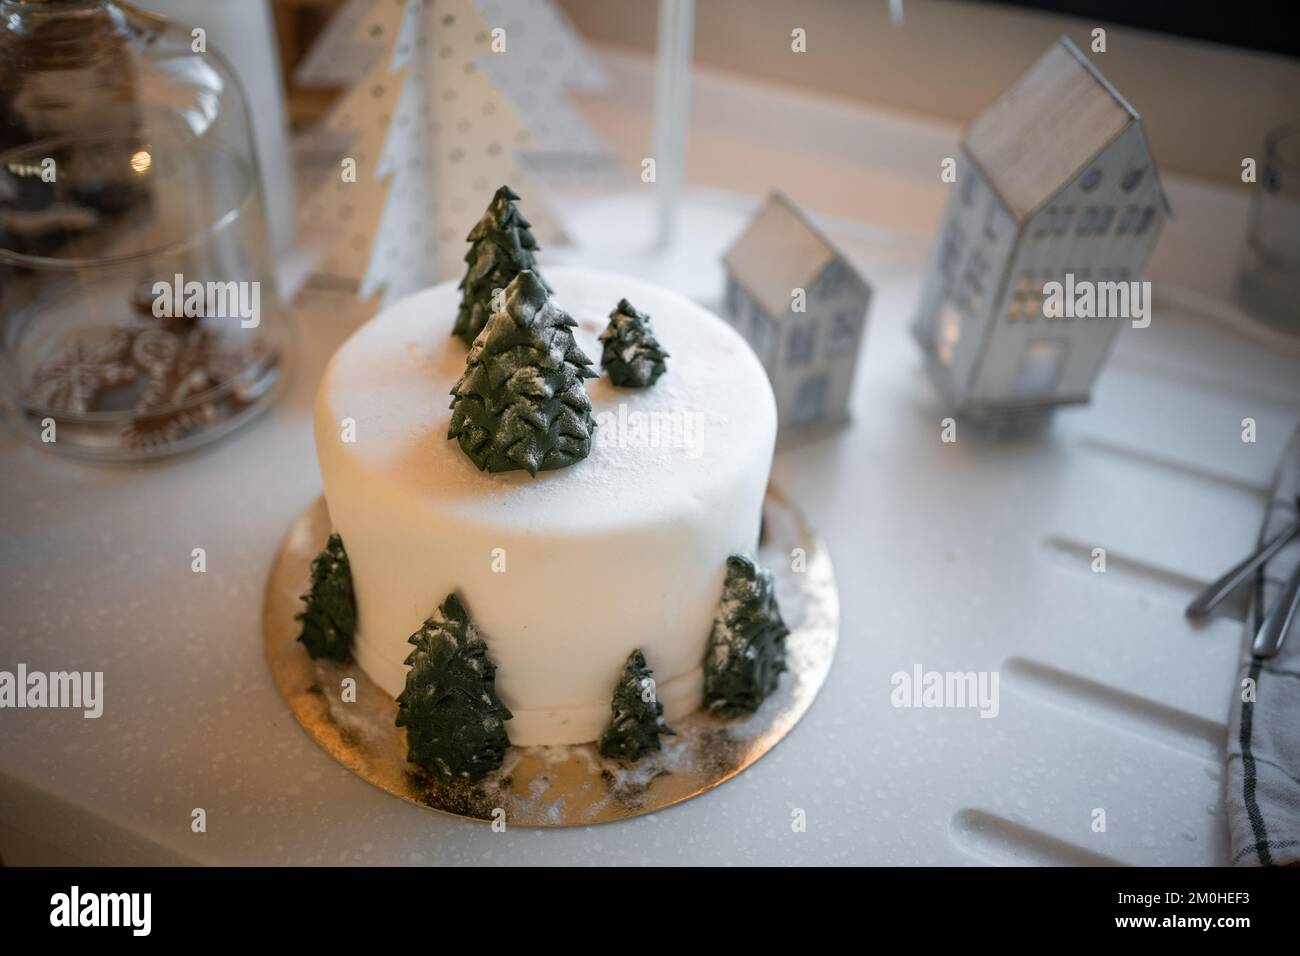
[313, 267, 777, 746]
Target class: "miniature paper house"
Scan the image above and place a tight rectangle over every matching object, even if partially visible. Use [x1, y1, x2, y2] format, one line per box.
[722, 192, 872, 431]
[913, 36, 1170, 421]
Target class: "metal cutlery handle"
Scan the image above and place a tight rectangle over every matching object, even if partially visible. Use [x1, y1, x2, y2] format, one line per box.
[1185, 518, 1300, 620]
[1254, 559, 1300, 658]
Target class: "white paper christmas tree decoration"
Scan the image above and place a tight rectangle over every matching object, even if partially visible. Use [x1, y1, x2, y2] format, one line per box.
[297, 0, 574, 303]
[293, 0, 392, 193]
[474, 0, 605, 90]
[416, 0, 570, 281]
[293, 0, 386, 89]
[471, 0, 617, 179]
[297, 0, 408, 292]
[358, 0, 440, 302]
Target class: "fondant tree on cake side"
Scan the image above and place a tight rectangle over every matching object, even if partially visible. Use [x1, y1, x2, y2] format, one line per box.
[703, 554, 789, 717]
[598, 649, 676, 762]
[599, 298, 669, 388]
[448, 269, 597, 475]
[395, 593, 513, 783]
[295, 532, 357, 662]
[453, 185, 551, 347]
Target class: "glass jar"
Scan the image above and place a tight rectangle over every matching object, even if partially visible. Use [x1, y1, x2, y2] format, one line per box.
[0, 0, 289, 460]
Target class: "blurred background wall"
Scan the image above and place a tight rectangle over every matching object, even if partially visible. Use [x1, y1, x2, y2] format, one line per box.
[556, 0, 1300, 187]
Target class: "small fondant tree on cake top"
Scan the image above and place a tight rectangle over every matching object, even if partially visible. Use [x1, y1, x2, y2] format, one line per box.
[703, 554, 790, 717]
[452, 185, 551, 347]
[598, 649, 676, 762]
[448, 269, 597, 476]
[296, 532, 357, 662]
[395, 593, 513, 783]
[599, 298, 669, 388]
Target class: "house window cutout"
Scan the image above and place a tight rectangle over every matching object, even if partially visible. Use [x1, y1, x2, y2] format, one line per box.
[1047, 270, 1088, 320]
[1034, 208, 1056, 238]
[1077, 207, 1115, 237]
[1081, 168, 1103, 192]
[938, 222, 967, 282]
[1035, 207, 1073, 239]
[936, 303, 962, 366]
[1014, 271, 1050, 320]
[1026, 287, 1044, 319]
[1007, 273, 1037, 320]
[786, 323, 816, 367]
[957, 249, 990, 314]
[1117, 205, 1141, 234]
[983, 202, 1006, 241]
[1121, 168, 1144, 192]
[1135, 206, 1156, 235]
[1013, 340, 1068, 395]
[828, 311, 859, 354]
[792, 372, 830, 426]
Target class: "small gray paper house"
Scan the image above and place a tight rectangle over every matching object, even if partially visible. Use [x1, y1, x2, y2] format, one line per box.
[722, 192, 871, 431]
[913, 36, 1169, 420]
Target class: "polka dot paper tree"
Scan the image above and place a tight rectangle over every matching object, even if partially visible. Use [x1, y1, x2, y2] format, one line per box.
[360, 0, 441, 302]
[299, 0, 572, 305]
[472, 0, 616, 180]
[298, 0, 408, 295]
[293, 0, 390, 89]
[419, 0, 569, 280]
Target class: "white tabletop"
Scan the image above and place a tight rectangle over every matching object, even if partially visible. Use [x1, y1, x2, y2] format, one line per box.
[3, 53, 1299, 865]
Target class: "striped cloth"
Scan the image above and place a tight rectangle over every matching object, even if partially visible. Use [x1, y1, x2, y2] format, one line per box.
[1227, 425, 1300, 866]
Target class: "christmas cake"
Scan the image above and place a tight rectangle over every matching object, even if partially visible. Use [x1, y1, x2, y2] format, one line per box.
[305, 189, 785, 775]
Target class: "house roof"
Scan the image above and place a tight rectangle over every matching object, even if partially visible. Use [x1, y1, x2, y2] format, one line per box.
[722, 191, 863, 320]
[962, 35, 1171, 223]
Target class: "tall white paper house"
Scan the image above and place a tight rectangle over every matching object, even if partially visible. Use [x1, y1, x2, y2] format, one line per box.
[913, 36, 1169, 420]
[723, 192, 871, 432]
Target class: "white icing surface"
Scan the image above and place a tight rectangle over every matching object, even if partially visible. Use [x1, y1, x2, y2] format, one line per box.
[314, 267, 777, 745]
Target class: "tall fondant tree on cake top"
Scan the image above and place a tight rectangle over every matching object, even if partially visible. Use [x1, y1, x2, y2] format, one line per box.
[598, 649, 676, 762]
[448, 269, 597, 475]
[599, 298, 669, 388]
[703, 554, 790, 717]
[453, 186, 551, 347]
[396, 593, 512, 783]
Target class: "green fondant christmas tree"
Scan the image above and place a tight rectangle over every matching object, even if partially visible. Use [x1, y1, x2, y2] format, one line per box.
[395, 593, 513, 783]
[703, 554, 789, 717]
[598, 649, 676, 762]
[599, 298, 669, 388]
[448, 269, 597, 475]
[453, 185, 551, 347]
[295, 532, 356, 662]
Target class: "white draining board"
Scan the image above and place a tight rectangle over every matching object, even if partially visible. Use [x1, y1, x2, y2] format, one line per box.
[5, 30, 1300, 861]
[2, 187, 1296, 865]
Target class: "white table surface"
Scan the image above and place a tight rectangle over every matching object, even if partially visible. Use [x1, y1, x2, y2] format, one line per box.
[3, 53, 1299, 866]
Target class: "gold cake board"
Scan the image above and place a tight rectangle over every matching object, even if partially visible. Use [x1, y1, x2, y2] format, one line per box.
[263, 487, 839, 826]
